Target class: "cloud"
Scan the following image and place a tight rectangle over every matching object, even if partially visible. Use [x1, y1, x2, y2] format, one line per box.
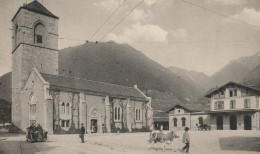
[93, 0, 125, 11]
[209, 0, 246, 5]
[106, 22, 168, 43]
[167, 28, 189, 41]
[144, 0, 157, 6]
[233, 8, 260, 26]
[129, 9, 152, 22]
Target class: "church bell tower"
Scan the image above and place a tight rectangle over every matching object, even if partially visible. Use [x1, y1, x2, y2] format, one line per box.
[11, 0, 59, 127]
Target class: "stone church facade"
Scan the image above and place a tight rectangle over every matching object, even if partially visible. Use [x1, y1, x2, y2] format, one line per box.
[11, 1, 153, 134]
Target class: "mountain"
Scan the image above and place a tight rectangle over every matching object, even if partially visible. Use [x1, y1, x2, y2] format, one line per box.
[59, 41, 203, 103]
[168, 66, 210, 92]
[207, 51, 260, 89]
[0, 72, 12, 123]
[0, 72, 12, 103]
[243, 63, 260, 85]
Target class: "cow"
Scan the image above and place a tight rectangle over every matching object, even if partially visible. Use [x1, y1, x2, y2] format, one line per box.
[148, 130, 179, 151]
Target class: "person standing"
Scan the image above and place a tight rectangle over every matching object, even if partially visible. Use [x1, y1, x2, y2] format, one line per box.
[80, 123, 85, 143]
[182, 127, 190, 153]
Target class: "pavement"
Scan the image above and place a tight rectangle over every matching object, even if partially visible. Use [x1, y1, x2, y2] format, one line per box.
[0, 129, 260, 154]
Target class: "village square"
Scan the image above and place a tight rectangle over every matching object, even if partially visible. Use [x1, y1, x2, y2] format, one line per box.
[0, 0, 260, 153]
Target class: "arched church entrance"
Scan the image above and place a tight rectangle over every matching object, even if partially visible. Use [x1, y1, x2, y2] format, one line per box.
[89, 108, 101, 133]
[244, 115, 251, 130]
[230, 115, 237, 130]
[217, 116, 223, 130]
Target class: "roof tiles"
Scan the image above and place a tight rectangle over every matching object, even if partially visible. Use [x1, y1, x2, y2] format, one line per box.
[41, 73, 147, 101]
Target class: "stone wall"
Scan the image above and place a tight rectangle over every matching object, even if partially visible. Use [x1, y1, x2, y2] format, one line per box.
[12, 7, 58, 131]
[20, 70, 51, 133]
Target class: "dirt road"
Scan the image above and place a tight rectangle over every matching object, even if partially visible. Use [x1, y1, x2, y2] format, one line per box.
[1, 130, 259, 154]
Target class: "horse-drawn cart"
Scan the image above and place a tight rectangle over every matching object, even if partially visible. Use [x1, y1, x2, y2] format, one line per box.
[26, 126, 48, 143]
[197, 124, 211, 131]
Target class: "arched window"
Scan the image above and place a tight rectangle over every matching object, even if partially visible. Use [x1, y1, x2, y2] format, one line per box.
[114, 106, 121, 121]
[61, 102, 65, 114]
[118, 107, 121, 120]
[135, 108, 141, 121]
[174, 118, 177, 127]
[135, 109, 138, 120]
[181, 117, 186, 127]
[114, 107, 117, 120]
[34, 23, 46, 44]
[139, 109, 141, 120]
[199, 117, 203, 125]
[66, 103, 70, 115]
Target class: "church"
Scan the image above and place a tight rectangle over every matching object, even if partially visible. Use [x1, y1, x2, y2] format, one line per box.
[11, 0, 153, 134]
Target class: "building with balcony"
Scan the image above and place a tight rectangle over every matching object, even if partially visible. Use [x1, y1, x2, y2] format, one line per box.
[205, 82, 260, 130]
[168, 82, 260, 131]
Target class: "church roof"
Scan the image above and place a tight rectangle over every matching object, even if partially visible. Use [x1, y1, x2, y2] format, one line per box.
[12, 0, 59, 21]
[41, 73, 148, 101]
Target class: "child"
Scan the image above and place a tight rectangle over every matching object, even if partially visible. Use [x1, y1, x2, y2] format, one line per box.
[182, 127, 190, 153]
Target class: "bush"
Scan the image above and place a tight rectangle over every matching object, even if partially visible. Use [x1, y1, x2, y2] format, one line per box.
[53, 125, 66, 134]
[111, 127, 129, 133]
[66, 123, 80, 134]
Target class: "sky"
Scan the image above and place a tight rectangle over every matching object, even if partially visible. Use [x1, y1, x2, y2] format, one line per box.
[1, 0, 260, 76]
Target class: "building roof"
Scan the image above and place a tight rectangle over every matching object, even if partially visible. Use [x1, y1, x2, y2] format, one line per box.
[204, 81, 260, 98]
[41, 73, 147, 101]
[12, 0, 59, 21]
[167, 104, 200, 113]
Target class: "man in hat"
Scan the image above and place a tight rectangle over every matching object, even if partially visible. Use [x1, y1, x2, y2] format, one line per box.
[181, 127, 190, 153]
[80, 123, 85, 143]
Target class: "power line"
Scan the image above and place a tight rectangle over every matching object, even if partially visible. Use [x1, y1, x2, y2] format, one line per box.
[59, 37, 85, 42]
[178, 0, 260, 30]
[88, 0, 127, 41]
[99, 0, 144, 41]
[127, 40, 260, 44]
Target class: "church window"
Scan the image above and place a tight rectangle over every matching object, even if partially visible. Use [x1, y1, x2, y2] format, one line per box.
[61, 120, 70, 128]
[36, 35, 42, 43]
[66, 120, 70, 127]
[34, 23, 46, 44]
[114, 107, 117, 120]
[135, 108, 141, 121]
[114, 106, 121, 121]
[174, 118, 177, 127]
[118, 107, 121, 121]
[181, 117, 186, 127]
[61, 120, 65, 127]
[66, 103, 70, 115]
[61, 102, 65, 114]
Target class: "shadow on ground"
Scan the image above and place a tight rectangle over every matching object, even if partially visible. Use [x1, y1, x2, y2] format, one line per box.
[219, 136, 260, 152]
[0, 139, 57, 154]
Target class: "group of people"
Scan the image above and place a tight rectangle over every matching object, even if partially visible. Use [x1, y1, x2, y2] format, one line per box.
[28, 123, 43, 133]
